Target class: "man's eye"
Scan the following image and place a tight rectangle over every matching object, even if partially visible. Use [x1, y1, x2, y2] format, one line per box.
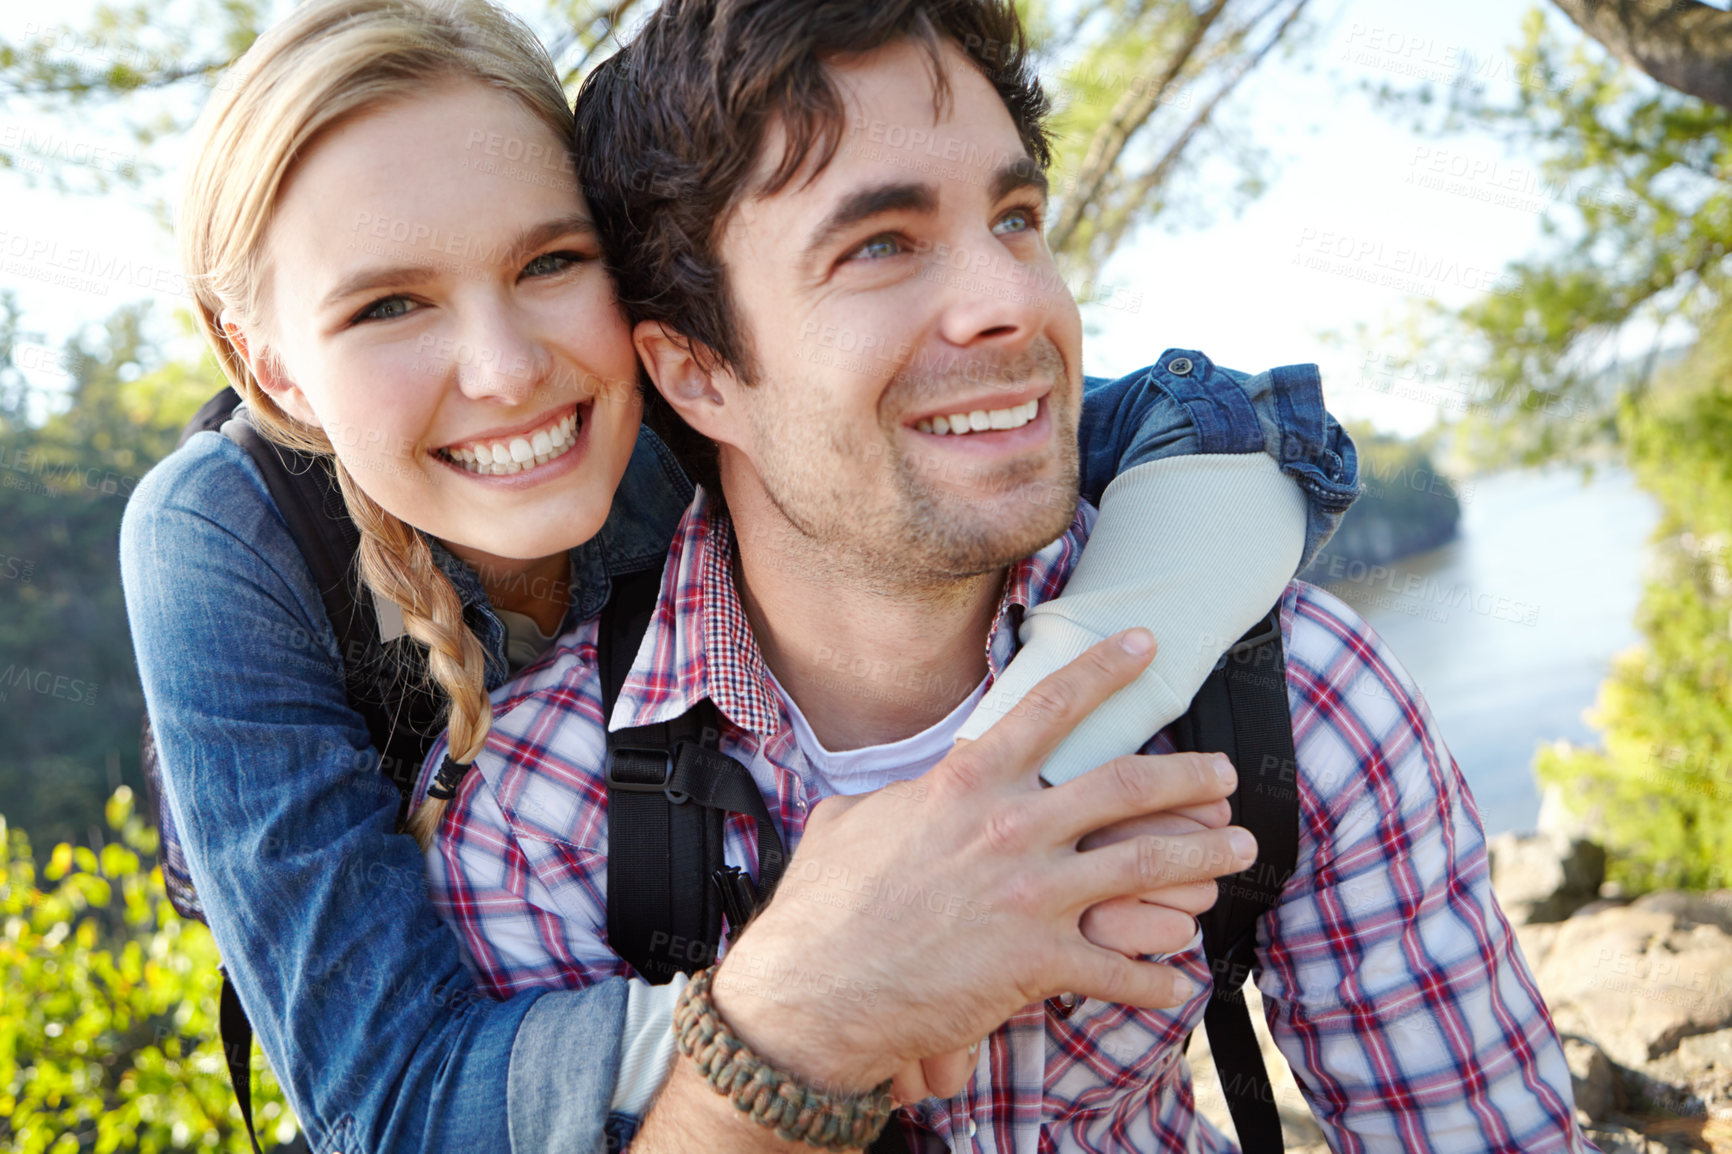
[522, 251, 583, 278]
[849, 234, 904, 261]
[356, 296, 417, 323]
[993, 208, 1039, 236]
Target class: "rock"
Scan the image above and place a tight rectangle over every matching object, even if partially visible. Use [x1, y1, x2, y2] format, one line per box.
[1187, 984, 1327, 1150]
[1487, 830, 1607, 924]
[1627, 890, 1732, 936]
[1526, 901, 1732, 1070]
[1581, 1121, 1663, 1152]
[1644, 1027, 1732, 1113]
[1561, 1034, 1618, 1122]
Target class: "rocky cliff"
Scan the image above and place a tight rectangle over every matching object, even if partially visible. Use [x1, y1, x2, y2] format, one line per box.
[1188, 832, 1732, 1152]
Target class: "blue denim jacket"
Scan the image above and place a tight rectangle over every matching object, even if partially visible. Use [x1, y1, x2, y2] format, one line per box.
[118, 353, 1356, 1154]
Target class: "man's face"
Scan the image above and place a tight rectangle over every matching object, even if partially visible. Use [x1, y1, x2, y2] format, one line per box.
[706, 37, 1084, 582]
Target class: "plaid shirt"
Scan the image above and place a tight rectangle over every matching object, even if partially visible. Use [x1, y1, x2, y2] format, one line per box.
[423, 491, 1591, 1153]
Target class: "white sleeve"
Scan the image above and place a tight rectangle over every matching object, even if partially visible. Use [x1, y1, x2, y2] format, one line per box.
[609, 974, 687, 1117]
[957, 454, 1306, 784]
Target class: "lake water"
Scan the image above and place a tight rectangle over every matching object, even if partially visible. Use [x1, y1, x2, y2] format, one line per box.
[1320, 465, 1661, 834]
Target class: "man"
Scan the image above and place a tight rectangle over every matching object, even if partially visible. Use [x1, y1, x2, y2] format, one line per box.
[426, 1, 1591, 1151]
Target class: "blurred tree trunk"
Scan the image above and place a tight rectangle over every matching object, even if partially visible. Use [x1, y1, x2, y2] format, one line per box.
[1550, 0, 1732, 111]
[1031, 0, 1315, 284]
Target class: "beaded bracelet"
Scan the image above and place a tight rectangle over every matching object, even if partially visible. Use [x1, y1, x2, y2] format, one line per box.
[673, 965, 894, 1149]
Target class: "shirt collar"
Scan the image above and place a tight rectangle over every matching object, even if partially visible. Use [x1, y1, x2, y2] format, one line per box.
[612, 487, 1096, 737]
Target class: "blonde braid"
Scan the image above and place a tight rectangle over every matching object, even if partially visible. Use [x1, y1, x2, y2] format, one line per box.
[332, 462, 493, 849]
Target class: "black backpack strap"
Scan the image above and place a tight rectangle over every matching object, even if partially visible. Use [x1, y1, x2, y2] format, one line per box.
[1173, 604, 1301, 1154]
[218, 969, 264, 1154]
[215, 402, 444, 811]
[600, 569, 787, 984]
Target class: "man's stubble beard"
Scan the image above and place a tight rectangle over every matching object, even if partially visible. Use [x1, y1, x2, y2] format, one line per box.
[742, 338, 1081, 596]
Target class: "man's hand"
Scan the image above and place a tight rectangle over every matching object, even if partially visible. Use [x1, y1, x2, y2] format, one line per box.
[708, 629, 1257, 1095]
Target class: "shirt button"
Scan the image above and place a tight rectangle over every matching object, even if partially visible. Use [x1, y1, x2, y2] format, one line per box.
[1167, 356, 1194, 376]
[967, 1120, 978, 1138]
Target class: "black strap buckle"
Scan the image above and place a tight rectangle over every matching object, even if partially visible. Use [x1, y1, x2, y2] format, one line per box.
[607, 747, 690, 804]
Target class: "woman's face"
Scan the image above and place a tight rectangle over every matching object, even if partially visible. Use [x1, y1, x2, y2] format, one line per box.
[244, 80, 641, 562]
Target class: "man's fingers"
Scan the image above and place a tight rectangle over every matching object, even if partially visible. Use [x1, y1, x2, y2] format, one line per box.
[890, 1061, 933, 1106]
[1169, 798, 1233, 829]
[1046, 752, 1236, 845]
[1134, 879, 1219, 915]
[936, 631, 1156, 793]
[1069, 826, 1256, 906]
[920, 1046, 978, 1100]
[1064, 948, 1205, 1011]
[1079, 895, 1199, 958]
[1078, 810, 1210, 852]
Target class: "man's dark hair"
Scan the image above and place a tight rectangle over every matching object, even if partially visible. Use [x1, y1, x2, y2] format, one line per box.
[574, 0, 1051, 493]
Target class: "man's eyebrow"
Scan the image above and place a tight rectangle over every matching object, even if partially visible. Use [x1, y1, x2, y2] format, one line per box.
[800, 181, 938, 266]
[320, 212, 596, 311]
[992, 161, 1048, 204]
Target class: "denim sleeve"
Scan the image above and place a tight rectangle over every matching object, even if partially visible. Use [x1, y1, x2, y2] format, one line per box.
[1075, 349, 1362, 569]
[119, 434, 626, 1154]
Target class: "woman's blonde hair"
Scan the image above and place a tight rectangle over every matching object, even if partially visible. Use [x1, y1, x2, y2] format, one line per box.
[181, 0, 574, 847]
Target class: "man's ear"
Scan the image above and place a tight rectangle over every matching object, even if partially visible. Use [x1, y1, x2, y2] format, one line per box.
[633, 320, 744, 445]
[220, 310, 318, 428]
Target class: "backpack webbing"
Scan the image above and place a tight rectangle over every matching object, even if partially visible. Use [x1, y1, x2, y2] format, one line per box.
[599, 568, 787, 983]
[1174, 605, 1301, 1154]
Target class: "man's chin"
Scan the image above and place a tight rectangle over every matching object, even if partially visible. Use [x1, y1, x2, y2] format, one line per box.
[909, 480, 1080, 577]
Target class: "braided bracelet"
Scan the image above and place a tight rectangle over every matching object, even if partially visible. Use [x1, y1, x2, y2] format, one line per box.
[674, 965, 894, 1149]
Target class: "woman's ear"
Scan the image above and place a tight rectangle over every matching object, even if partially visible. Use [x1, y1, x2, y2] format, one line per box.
[220, 310, 319, 427]
[633, 320, 743, 445]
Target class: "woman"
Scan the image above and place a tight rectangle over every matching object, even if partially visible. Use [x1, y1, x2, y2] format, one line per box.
[119, 0, 1358, 1149]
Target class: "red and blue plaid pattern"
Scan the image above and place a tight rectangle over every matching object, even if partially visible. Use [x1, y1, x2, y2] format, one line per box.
[422, 491, 1592, 1152]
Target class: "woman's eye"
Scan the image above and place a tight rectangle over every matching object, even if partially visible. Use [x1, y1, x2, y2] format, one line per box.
[993, 207, 1039, 236]
[522, 251, 582, 278]
[848, 234, 904, 261]
[356, 296, 417, 323]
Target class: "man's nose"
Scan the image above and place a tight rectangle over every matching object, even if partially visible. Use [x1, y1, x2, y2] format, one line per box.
[930, 232, 1056, 354]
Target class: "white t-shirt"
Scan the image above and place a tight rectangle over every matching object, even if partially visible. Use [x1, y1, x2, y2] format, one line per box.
[765, 666, 989, 800]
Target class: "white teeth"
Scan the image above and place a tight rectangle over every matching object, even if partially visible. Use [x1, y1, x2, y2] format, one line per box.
[442, 407, 585, 476]
[918, 398, 1041, 437]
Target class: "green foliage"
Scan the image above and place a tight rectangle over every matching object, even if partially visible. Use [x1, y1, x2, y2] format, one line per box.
[1536, 324, 1732, 891]
[0, 298, 225, 856]
[0, 786, 298, 1151]
[1416, 7, 1732, 466]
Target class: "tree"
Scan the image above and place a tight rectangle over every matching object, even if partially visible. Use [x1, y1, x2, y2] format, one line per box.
[1391, 11, 1732, 888]
[1394, 9, 1732, 464]
[0, 298, 220, 855]
[1549, 0, 1732, 111]
[1030, 0, 1315, 283]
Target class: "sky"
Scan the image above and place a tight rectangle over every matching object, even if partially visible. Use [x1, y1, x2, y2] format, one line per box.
[0, 0, 1629, 437]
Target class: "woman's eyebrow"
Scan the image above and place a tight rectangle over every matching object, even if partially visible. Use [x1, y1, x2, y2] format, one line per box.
[318, 213, 598, 310]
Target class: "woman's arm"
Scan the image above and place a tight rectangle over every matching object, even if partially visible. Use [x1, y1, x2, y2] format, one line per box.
[120, 432, 628, 1154]
[961, 350, 1360, 783]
